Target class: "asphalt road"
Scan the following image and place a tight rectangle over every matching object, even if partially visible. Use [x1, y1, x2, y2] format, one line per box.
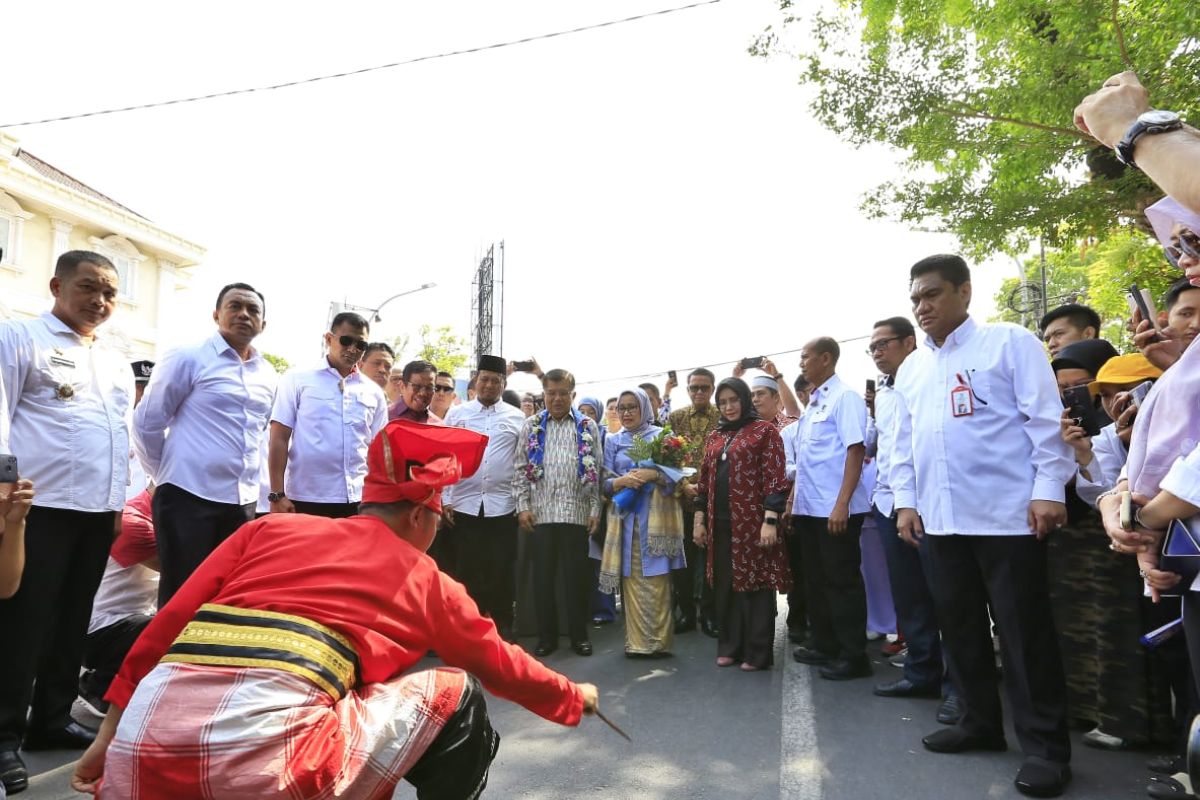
[18, 603, 1165, 799]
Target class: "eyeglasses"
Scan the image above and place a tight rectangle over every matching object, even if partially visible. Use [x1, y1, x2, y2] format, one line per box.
[865, 337, 902, 355]
[433, 385, 455, 394]
[338, 335, 369, 351]
[616, 405, 640, 415]
[1166, 229, 1200, 265]
[687, 384, 713, 393]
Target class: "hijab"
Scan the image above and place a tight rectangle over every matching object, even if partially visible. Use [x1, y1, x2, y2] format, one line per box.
[577, 395, 604, 422]
[1050, 339, 1119, 378]
[618, 388, 655, 437]
[1146, 196, 1200, 252]
[715, 377, 759, 432]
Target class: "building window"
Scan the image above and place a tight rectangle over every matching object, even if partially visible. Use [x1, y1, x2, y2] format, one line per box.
[0, 191, 32, 269]
[88, 234, 145, 303]
[112, 254, 135, 296]
[0, 216, 11, 265]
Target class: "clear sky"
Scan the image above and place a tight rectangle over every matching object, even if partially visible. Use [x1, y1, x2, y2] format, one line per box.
[2, 0, 1012, 406]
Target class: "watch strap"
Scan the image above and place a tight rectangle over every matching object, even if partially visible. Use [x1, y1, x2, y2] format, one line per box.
[1116, 112, 1183, 169]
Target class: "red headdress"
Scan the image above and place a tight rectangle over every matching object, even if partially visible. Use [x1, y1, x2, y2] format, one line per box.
[362, 419, 488, 513]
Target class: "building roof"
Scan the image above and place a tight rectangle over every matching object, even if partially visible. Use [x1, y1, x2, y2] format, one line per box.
[14, 148, 147, 220]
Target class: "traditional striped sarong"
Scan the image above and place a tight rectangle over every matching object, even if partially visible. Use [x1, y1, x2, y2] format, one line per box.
[100, 623, 467, 799]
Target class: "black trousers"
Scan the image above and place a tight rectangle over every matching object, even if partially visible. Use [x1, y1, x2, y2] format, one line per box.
[454, 511, 518, 636]
[404, 674, 500, 800]
[81, 613, 153, 702]
[0, 506, 114, 749]
[797, 514, 867, 660]
[153, 483, 254, 606]
[429, 524, 459, 580]
[673, 511, 714, 624]
[531, 523, 590, 645]
[712, 519, 776, 668]
[784, 518, 809, 636]
[291, 500, 359, 519]
[924, 534, 1071, 763]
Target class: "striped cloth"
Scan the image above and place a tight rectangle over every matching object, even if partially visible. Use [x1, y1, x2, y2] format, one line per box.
[513, 415, 602, 527]
[98, 663, 466, 799]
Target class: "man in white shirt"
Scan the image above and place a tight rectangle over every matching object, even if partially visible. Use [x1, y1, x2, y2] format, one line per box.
[892, 254, 1074, 798]
[430, 371, 457, 419]
[359, 342, 395, 392]
[134, 283, 277, 606]
[863, 317, 949, 705]
[268, 313, 388, 519]
[443, 355, 526, 640]
[0, 251, 134, 790]
[787, 337, 872, 681]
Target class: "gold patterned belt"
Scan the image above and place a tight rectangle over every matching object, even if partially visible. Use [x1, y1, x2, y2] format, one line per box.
[161, 603, 360, 700]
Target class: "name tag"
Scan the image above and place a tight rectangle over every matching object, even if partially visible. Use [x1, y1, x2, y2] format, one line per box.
[951, 385, 974, 417]
[49, 356, 76, 369]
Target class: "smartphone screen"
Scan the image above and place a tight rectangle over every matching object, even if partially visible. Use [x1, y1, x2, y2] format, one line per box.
[866, 379, 876, 394]
[1062, 386, 1102, 437]
[0, 454, 17, 498]
[668, 370, 677, 382]
[1128, 284, 1162, 342]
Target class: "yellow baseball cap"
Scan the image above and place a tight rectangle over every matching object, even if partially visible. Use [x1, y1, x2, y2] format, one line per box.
[1088, 353, 1162, 393]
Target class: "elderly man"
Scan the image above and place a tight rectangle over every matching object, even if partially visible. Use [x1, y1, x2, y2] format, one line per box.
[134, 283, 277, 607]
[444, 355, 526, 640]
[893, 254, 1074, 798]
[268, 312, 388, 519]
[70, 420, 599, 799]
[750, 375, 799, 432]
[0, 252, 135, 792]
[388, 360, 441, 424]
[513, 369, 602, 657]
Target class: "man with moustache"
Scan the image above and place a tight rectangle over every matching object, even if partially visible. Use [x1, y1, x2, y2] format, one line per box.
[267, 312, 388, 519]
[749, 375, 798, 432]
[892, 254, 1074, 798]
[360, 342, 395, 392]
[443, 355, 526, 640]
[0, 252, 135, 791]
[134, 283, 277, 608]
[388, 360, 441, 424]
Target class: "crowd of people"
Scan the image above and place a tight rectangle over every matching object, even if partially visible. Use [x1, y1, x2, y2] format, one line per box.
[0, 70, 1197, 799]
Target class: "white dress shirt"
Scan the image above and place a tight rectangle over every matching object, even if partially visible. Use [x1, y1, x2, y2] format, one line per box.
[0, 312, 133, 512]
[1074, 424, 1126, 508]
[890, 316, 1075, 536]
[871, 378, 902, 517]
[443, 398, 525, 516]
[781, 417, 801, 483]
[134, 332, 277, 505]
[270, 363, 388, 503]
[789, 374, 870, 517]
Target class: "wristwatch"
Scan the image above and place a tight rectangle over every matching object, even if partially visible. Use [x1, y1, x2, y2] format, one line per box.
[772, 373, 784, 381]
[763, 517, 778, 526]
[268, 491, 286, 503]
[1115, 110, 1183, 169]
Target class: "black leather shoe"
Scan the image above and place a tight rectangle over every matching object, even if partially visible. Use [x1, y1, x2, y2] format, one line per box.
[874, 677, 940, 698]
[699, 617, 719, 639]
[572, 641, 593, 657]
[0, 749, 28, 794]
[533, 643, 557, 657]
[819, 656, 873, 681]
[674, 613, 696, 634]
[937, 695, 965, 725]
[792, 645, 834, 665]
[922, 726, 1007, 754]
[1014, 757, 1071, 798]
[787, 628, 808, 645]
[22, 721, 97, 751]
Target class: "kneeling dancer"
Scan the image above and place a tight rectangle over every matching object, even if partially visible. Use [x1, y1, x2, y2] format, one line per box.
[71, 419, 598, 799]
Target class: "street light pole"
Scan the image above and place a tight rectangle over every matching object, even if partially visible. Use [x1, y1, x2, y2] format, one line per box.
[368, 282, 436, 322]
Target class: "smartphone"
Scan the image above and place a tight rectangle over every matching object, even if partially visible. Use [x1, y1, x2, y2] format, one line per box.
[0, 454, 17, 497]
[668, 370, 677, 382]
[1062, 385, 1102, 437]
[1120, 490, 1134, 532]
[739, 356, 765, 370]
[1128, 379, 1153, 409]
[866, 379, 876, 394]
[512, 360, 535, 372]
[1127, 284, 1162, 342]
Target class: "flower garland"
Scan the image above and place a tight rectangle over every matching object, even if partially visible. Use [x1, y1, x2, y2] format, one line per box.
[526, 409, 598, 484]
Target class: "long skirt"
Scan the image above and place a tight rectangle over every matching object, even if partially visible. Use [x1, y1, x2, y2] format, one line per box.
[100, 662, 467, 799]
[623, 527, 673, 656]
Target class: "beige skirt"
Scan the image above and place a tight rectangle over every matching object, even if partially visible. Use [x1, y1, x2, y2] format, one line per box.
[622, 524, 673, 655]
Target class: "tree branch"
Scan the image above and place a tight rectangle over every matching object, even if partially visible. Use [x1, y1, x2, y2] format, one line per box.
[1111, 0, 1136, 71]
[934, 106, 1090, 139]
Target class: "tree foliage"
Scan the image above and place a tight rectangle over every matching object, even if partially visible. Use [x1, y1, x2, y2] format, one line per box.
[261, 352, 290, 374]
[393, 325, 469, 374]
[751, 0, 1200, 256]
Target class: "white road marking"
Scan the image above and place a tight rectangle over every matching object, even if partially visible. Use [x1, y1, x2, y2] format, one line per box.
[778, 600, 822, 800]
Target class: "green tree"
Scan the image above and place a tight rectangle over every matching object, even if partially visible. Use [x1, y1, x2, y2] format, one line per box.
[393, 325, 469, 374]
[751, 0, 1200, 256]
[262, 352, 290, 374]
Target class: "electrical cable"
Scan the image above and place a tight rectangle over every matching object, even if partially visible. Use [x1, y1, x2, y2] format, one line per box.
[0, 0, 722, 129]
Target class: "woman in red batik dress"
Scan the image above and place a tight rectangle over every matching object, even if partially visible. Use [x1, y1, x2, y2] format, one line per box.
[693, 377, 791, 671]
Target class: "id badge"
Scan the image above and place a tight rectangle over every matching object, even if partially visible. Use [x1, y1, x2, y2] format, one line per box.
[951, 385, 974, 417]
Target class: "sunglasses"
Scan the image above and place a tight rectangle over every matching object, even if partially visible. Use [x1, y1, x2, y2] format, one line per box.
[433, 385, 455, 394]
[687, 384, 713, 393]
[338, 335, 369, 351]
[1166, 229, 1200, 265]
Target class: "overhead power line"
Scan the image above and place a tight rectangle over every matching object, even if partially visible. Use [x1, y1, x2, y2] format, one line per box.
[573, 334, 872, 388]
[0, 0, 722, 129]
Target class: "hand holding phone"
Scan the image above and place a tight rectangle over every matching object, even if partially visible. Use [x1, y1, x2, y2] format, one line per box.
[667, 370, 677, 382]
[739, 356, 765, 370]
[1061, 385, 1102, 437]
[512, 359, 535, 373]
[1128, 380, 1153, 409]
[1127, 284, 1163, 343]
[0, 455, 17, 500]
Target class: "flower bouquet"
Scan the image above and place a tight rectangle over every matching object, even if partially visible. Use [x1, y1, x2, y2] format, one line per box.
[612, 426, 696, 515]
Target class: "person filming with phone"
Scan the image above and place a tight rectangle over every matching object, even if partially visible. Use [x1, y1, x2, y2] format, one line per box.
[0, 479, 35, 600]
